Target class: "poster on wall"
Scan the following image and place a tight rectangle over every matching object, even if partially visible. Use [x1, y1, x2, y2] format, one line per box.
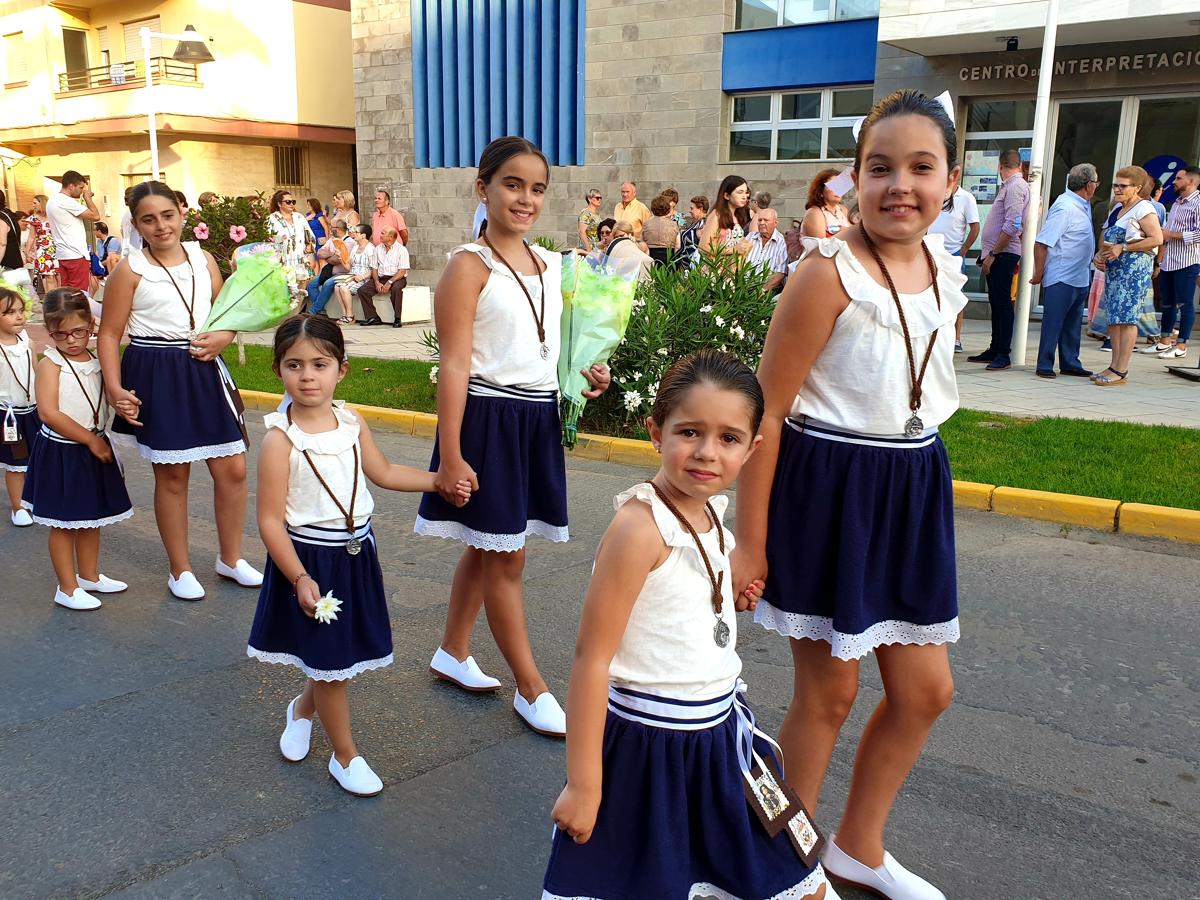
[964, 149, 1000, 176]
[964, 175, 999, 204]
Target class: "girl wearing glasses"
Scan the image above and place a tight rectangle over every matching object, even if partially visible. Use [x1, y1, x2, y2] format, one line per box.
[22, 288, 131, 611]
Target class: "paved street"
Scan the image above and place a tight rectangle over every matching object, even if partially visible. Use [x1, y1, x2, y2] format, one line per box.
[2, 422, 1197, 900]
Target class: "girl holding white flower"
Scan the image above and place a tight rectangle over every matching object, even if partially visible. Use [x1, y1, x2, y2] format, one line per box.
[248, 315, 471, 797]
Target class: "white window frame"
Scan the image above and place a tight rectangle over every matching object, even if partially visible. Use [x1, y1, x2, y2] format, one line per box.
[728, 85, 870, 163]
[734, 0, 880, 30]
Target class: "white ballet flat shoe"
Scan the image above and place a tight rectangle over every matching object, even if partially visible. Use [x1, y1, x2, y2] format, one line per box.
[10, 508, 33, 527]
[54, 586, 102, 611]
[76, 574, 128, 594]
[168, 571, 206, 601]
[429, 647, 501, 692]
[216, 557, 264, 587]
[328, 754, 383, 797]
[822, 836, 945, 900]
[513, 691, 566, 737]
[279, 696, 313, 762]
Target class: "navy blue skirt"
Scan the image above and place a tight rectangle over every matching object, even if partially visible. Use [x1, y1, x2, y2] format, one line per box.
[112, 337, 246, 464]
[247, 521, 393, 681]
[21, 427, 132, 529]
[542, 699, 825, 899]
[415, 379, 568, 552]
[756, 419, 959, 660]
[0, 406, 41, 472]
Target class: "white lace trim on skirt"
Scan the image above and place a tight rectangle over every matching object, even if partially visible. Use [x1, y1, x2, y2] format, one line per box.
[414, 515, 569, 551]
[0, 461, 28, 472]
[755, 600, 960, 661]
[23, 503, 133, 530]
[245, 647, 393, 682]
[137, 439, 246, 464]
[542, 864, 828, 900]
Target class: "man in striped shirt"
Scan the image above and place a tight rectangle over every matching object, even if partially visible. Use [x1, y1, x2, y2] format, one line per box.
[747, 207, 789, 295]
[1152, 166, 1200, 359]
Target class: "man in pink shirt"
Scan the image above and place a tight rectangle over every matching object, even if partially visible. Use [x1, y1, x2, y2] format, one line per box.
[371, 190, 409, 246]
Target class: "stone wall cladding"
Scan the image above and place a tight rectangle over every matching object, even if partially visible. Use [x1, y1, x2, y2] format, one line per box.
[352, 0, 841, 286]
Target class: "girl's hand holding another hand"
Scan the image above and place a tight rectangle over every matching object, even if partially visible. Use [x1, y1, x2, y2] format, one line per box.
[736, 578, 765, 614]
[730, 544, 767, 613]
[435, 458, 478, 506]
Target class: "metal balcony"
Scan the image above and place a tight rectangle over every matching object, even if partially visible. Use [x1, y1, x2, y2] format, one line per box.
[56, 57, 199, 94]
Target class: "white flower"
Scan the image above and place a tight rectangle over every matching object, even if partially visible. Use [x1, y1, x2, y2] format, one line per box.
[632, 296, 645, 309]
[656, 347, 668, 357]
[429, 365, 439, 384]
[648, 380, 660, 396]
[714, 315, 725, 327]
[632, 371, 643, 381]
[700, 304, 713, 313]
[731, 325, 746, 340]
[314, 590, 342, 625]
[623, 390, 644, 412]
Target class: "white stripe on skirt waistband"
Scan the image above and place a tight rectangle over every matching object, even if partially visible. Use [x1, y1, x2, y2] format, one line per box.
[786, 416, 938, 449]
[607, 683, 737, 731]
[129, 336, 192, 348]
[467, 377, 557, 403]
[287, 518, 374, 547]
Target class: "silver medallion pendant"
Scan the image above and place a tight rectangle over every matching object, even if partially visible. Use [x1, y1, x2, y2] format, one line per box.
[539, 343, 550, 361]
[713, 618, 731, 648]
[346, 537, 362, 556]
[903, 413, 924, 438]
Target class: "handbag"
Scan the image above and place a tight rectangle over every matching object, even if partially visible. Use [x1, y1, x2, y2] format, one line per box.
[89, 236, 113, 277]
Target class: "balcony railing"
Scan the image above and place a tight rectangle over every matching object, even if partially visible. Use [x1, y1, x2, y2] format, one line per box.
[56, 57, 199, 94]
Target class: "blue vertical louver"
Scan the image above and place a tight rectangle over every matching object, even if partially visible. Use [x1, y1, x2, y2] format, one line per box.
[411, 0, 586, 168]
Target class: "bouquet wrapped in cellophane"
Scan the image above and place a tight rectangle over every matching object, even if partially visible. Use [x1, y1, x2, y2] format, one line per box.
[558, 252, 639, 448]
[199, 253, 296, 334]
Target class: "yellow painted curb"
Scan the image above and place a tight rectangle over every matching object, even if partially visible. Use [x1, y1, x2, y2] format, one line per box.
[952, 481, 995, 511]
[1118, 503, 1200, 544]
[992, 487, 1119, 531]
[234, 390, 1200, 543]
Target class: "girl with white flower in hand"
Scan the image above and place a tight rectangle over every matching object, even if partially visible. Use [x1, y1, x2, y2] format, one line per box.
[247, 315, 471, 796]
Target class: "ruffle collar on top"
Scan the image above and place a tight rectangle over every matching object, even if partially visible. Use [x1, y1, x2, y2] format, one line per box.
[800, 233, 968, 338]
[450, 241, 559, 283]
[614, 482, 734, 573]
[2, 331, 30, 358]
[42, 345, 100, 375]
[264, 400, 359, 453]
[126, 241, 207, 279]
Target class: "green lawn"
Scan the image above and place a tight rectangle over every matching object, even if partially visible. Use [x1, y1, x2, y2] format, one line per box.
[224, 346, 1200, 510]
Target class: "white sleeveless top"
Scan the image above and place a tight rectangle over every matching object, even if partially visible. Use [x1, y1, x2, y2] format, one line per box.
[791, 234, 968, 435]
[43, 347, 107, 431]
[264, 401, 375, 530]
[450, 242, 562, 392]
[0, 332, 36, 407]
[608, 484, 742, 699]
[126, 242, 213, 339]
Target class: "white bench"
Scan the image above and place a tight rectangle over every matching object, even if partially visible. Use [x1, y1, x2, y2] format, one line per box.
[351, 284, 432, 325]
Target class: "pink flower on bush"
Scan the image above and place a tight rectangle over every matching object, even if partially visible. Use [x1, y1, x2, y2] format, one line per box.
[193, 222, 210, 240]
[229, 225, 247, 243]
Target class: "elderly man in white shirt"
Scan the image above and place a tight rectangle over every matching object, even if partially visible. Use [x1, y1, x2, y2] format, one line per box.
[746, 207, 789, 295]
[357, 226, 410, 327]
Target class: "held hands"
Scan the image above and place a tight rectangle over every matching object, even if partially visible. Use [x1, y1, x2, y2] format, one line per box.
[737, 578, 765, 613]
[87, 434, 113, 463]
[190, 330, 236, 362]
[730, 544, 768, 613]
[109, 386, 143, 427]
[551, 783, 601, 845]
[295, 575, 321, 618]
[580, 363, 612, 400]
[435, 458, 479, 508]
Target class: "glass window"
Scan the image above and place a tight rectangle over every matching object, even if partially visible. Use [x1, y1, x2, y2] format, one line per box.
[966, 100, 1036, 133]
[735, 0, 780, 30]
[832, 88, 873, 118]
[778, 128, 822, 160]
[1133, 97, 1200, 173]
[826, 126, 857, 160]
[730, 131, 773, 162]
[834, 0, 880, 19]
[733, 95, 773, 123]
[780, 92, 821, 120]
[783, 0, 830, 26]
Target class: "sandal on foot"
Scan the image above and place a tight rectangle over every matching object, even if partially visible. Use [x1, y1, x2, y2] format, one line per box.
[1093, 369, 1127, 386]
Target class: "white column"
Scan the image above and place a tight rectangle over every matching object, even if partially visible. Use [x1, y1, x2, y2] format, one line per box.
[142, 28, 159, 182]
[1012, 0, 1060, 366]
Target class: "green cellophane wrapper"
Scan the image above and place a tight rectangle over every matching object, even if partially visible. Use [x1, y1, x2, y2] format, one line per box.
[199, 253, 295, 333]
[558, 253, 638, 448]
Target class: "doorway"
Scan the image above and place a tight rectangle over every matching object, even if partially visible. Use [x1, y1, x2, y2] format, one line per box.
[1049, 99, 1123, 237]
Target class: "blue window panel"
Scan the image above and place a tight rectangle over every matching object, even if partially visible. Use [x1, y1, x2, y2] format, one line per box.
[411, 0, 585, 168]
[722, 18, 879, 93]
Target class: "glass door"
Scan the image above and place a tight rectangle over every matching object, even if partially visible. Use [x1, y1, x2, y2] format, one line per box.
[1049, 99, 1123, 239]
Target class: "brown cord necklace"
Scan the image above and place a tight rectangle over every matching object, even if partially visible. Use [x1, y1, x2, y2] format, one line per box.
[145, 246, 198, 339]
[481, 234, 548, 360]
[287, 406, 361, 555]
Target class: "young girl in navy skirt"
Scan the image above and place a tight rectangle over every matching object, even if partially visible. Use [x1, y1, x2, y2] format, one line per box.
[248, 315, 471, 796]
[544, 351, 836, 900]
[0, 286, 39, 527]
[22, 289, 132, 610]
[100, 180, 262, 602]
[731, 91, 967, 900]
[416, 137, 610, 737]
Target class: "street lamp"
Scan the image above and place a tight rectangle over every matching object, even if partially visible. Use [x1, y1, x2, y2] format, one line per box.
[142, 25, 214, 182]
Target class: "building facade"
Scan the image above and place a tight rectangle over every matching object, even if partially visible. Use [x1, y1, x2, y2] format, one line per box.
[0, 0, 355, 223]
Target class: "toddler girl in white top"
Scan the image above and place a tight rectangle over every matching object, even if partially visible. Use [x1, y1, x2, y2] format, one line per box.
[544, 350, 834, 900]
[0, 286, 38, 526]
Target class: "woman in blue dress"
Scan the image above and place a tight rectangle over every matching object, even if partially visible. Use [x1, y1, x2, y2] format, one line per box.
[1092, 166, 1162, 386]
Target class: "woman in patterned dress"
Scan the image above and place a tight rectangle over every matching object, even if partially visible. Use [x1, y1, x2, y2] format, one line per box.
[27, 195, 58, 294]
